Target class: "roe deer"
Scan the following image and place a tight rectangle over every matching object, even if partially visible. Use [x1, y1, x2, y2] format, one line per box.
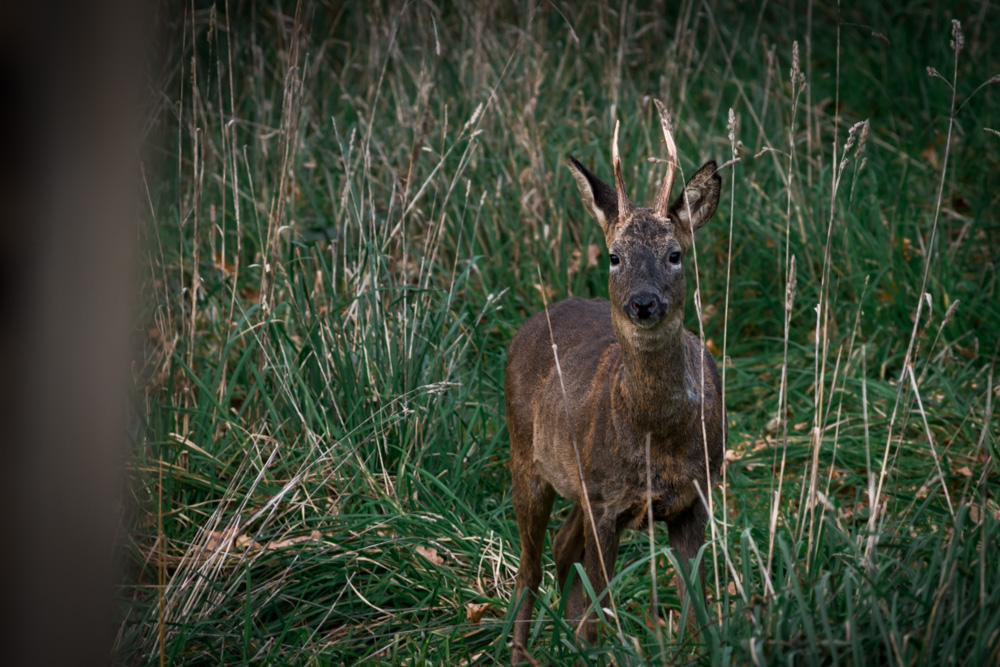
[504, 106, 726, 662]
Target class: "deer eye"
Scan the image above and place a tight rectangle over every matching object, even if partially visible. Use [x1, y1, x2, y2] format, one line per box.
[609, 253, 620, 267]
[668, 251, 682, 265]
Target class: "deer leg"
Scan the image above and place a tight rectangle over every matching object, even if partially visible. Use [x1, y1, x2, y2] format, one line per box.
[666, 501, 709, 633]
[553, 503, 585, 621]
[511, 474, 555, 664]
[578, 511, 620, 645]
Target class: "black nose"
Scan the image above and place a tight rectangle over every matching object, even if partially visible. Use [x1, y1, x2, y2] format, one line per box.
[629, 293, 659, 320]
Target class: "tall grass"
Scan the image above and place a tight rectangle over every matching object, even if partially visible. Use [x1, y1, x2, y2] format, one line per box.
[121, 2, 999, 664]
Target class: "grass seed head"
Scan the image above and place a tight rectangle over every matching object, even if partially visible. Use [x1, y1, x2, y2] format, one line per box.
[790, 41, 802, 88]
[950, 19, 964, 52]
[857, 120, 870, 157]
[871, 31, 891, 47]
[785, 255, 798, 311]
[727, 108, 739, 158]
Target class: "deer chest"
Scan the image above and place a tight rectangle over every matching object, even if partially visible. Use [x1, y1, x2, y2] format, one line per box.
[599, 453, 703, 529]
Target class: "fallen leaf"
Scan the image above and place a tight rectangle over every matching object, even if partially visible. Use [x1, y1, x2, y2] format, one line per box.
[531, 283, 557, 303]
[204, 528, 238, 553]
[955, 466, 973, 477]
[266, 530, 323, 550]
[235, 534, 259, 550]
[955, 344, 977, 360]
[968, 502, 1000, 524]
[466, 602, 491, 624]
[920, 146, 940, 170]
[643, 610, 669, 630]
[415, 545, 445, 566]
[458, 652, 486, 667]
[793, 421, 809, 431]
[586, 243, 601, 268]
[567, 244, 601, 277]
[764, 416, 780, 434]
[241, 287, 262, 303]
[902, 237, 923, 260]
[214, 251, 235, 274]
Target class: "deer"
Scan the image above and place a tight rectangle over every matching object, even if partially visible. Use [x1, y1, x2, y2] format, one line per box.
[504, 104, 726, 662]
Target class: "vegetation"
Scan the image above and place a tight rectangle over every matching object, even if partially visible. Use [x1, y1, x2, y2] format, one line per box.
[121, 1, 1000, 664]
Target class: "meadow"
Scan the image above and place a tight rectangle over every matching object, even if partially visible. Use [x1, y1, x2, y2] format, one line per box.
[120, 1, 1000, 664]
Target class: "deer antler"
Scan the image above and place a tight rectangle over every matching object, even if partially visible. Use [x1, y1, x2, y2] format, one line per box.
[653, 99, 678, 217]
[612, 120, 631, 222]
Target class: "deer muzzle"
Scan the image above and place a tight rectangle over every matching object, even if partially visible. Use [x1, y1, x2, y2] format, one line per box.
[626, 291, 665, 325]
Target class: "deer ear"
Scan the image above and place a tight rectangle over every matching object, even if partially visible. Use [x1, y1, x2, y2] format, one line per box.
[567, 156, 620, 233]
[670, 161, 721, 232]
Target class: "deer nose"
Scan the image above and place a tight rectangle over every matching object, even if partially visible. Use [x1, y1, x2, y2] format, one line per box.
[628, 293, 659, 320]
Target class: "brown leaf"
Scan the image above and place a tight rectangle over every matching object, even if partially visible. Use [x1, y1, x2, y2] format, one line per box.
[568, 244, 601, 277]
[902, 237, 922, 260]
[235, 534, 259, 550]
[764, 416, 780, 434]
[968, 502, 1000, 524]
[955, 466, 973, 477]
[643, 609, 669, 630]
[701, 303, 718, 325]
[955, 344, 977, 360]
[415, 544, 445, 566]
[920, 146, 940, 170]
[793, 421, 809, 431]
[266, 529, 323, 550]
[214, 251, 235, 274]
[241, 287, 262, 303]
[204, 528, 238, 553]
[706, 338, 721, 356]
[531, 283, 557, 303]
[568, 248, 582, 275]
[465, 602, 491, 624]
[587, 243, 601, 268]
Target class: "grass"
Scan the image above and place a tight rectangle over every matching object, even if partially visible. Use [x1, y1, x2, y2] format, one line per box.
[120, 1, 1000, 664]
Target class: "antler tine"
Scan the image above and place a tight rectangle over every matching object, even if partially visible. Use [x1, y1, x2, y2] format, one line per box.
[653, 99, 679, 217]
[612, 120, 631, 222]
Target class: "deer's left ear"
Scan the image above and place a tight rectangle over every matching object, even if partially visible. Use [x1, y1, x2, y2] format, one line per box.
[671, 161, 721, 232]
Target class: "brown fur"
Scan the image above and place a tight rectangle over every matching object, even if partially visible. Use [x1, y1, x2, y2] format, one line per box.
[505, 146, 726, 662]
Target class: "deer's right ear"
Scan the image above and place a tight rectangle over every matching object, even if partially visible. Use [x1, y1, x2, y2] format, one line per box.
[568, 156, 619, 233]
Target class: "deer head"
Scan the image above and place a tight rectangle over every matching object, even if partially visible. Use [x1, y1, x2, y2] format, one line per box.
[567, 113, 721, 332]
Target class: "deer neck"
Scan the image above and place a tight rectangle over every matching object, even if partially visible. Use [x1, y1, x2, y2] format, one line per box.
[612, 310, 697, 434]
